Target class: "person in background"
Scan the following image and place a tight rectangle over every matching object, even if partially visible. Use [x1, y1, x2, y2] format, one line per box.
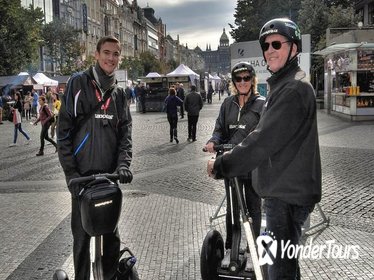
[183, 85, 203, 142]
[164, 87, 183, 143]
[207, 82, 214, 104]
[204, 62, 265, 271]
[23, 91, 32, 121]
[33, 95, 57, 156]
[31, 89, 39, 118]
[207, 18, 321, 280]
[176, 83, 185, 118]
[138, 82, 147, 113]
[50, 93, 61, 139]
[9, 92, 31, 147]
[57, 35, 133, 280]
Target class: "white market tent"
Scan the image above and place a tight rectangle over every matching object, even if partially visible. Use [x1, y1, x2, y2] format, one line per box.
[166, 64, 200, 84]
[212, 74, 221, 81]
[146, 72, 162, 78]
[33, 73, 59, 87]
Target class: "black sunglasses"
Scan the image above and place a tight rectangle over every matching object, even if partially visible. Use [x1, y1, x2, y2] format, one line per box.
[234, 76, 252, 83]
[261, 41, 290, 51]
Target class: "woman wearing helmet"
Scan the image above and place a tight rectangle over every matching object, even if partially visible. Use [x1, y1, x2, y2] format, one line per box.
[204, 62, 265, 271]
[208, 18, 321, 280]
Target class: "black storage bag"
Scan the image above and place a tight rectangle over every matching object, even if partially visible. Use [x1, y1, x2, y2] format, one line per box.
[79, 177, 123, 236]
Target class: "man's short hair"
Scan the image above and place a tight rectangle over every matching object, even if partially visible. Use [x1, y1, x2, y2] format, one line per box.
[96, 36, 121, 52]
[190, 85, 196, 91]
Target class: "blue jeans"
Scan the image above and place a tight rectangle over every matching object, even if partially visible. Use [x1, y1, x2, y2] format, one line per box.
[13, 123, 30, 143]
[265, 198, 314, 280]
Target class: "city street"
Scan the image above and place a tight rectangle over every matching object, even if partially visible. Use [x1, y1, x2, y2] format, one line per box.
[0, 94, 373, 279]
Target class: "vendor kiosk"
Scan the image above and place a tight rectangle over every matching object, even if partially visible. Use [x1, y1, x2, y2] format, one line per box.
[317, 43, 374, 121]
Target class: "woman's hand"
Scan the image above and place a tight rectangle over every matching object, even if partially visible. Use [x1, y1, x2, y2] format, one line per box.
[207, 158, 216, 178]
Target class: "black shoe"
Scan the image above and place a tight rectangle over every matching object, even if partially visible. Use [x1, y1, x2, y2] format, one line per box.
[36, 151, 44, 156]
[170, 139, 173, 142]
[174, 137, 179, 144]
[192, 138, 197, 142]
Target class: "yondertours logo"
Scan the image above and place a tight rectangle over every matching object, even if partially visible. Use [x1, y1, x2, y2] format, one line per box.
[256, 232, 360, 266]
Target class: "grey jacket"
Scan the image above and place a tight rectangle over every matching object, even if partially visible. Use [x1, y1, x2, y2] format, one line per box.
[184, 90, 203, 116]
[214, 59, 322, 206]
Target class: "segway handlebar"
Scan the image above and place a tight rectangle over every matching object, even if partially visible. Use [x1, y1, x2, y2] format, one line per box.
[202, 143, 235, 153]
[68, 173, 120, 186]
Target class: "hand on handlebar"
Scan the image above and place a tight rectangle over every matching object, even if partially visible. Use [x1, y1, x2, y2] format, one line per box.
[207, 158, 216, 178]
[203, 142, 215, 153]
[118, 167, 133, 184]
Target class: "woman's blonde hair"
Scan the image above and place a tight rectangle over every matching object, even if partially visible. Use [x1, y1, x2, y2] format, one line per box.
[229, 75, 259, 96]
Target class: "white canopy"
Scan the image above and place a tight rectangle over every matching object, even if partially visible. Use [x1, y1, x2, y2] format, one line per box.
[212, 74, 221, 81]
[166, 64, 200, 83]
[33, 73, 58, 87]
[146, 72, 162, 78]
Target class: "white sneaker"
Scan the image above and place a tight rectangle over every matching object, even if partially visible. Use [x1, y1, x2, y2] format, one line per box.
[25, 139, 31, 145]
[245, 251, 254, 272]
[221, 249, 231, 268]
[9, 143, 17, 147]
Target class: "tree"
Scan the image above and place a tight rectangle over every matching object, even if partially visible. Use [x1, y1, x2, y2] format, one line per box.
[139, 51, 162, 75]
[0, 1, 44, 75]
[119, 57, 143, 81]
[41, 18, 84, 75]
[229, 0, 302, 43]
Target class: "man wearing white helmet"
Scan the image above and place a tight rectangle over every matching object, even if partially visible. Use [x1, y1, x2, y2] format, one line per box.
[207, 18, 321, 279]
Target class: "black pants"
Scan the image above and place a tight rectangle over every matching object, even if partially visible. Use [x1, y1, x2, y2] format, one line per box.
[39, 123, 57, 152]
[71, 197, 120, 280]
[187, 115, 199, 140]
[167, 114, 178, 140]
[224, 177, 261, 249]
[179, 104, 184, 117]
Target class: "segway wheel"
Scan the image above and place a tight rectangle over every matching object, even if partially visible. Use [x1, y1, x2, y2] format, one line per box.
[53, 269, 69, 280]
[200, 229, 224, 280]
[126, 266, 139, 280]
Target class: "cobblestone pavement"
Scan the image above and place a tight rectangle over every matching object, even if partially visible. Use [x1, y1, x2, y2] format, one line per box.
[0, 93, 373, 279]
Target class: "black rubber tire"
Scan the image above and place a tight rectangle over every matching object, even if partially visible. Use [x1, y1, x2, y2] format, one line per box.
[200, 229, 224, 280]
[126, 266, 140, 280]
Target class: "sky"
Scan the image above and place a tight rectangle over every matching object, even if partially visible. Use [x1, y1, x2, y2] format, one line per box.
[137, 0, 237, 51]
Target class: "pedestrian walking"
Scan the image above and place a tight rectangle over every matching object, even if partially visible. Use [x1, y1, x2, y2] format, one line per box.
[207, 82, 214, 104]
[50, 93, 61, 139]
[164, 87, 183, 143]
[57, 35, 133, 280]
[138, 82, 147, 113]
[184, 85, 203, 141]
[31, 89, 39, 118]
[33, 95, 57, 156]
[23, 91, 32, 120]
[176, 83, 185, 118]
[204, 62, 265, 271]
[207, 18, 322, 280]
[9, 92, 31, 147]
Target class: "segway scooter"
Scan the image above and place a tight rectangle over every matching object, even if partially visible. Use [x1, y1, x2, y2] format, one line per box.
[53, 173, 139, 280]
[201, 145, 264, 280]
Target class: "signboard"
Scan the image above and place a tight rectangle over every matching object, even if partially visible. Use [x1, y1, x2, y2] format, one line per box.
[230, 34, 311, 94]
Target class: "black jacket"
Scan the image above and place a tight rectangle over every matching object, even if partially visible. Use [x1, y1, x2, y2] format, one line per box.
[184, 90, 203, 116]
[208, 94, 265, 146]
[214, 60, 322, 206]
[57, 67, 132, 182]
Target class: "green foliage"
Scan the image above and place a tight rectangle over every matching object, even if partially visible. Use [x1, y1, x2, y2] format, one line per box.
[0, 1, 44, 75]
[139, 51, 162, 75]
[328, 5, 359, 28]
[119, 57, 143, 81]
[41, 18, 84, 75]
[229, 0, 302, 42]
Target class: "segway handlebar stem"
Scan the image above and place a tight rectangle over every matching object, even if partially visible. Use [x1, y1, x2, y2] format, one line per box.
[202, 143, 235, 154]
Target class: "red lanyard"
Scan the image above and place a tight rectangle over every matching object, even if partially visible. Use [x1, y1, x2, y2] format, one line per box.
[94, 88, 111, 111]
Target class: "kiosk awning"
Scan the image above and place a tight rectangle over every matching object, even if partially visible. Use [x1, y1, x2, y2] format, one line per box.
[314, 42, 374, 56]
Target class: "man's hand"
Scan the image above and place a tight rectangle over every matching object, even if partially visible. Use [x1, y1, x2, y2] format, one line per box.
[207, 158, 216, 178]
[118, 167, 133, 184]
[203, 142, 215, 153]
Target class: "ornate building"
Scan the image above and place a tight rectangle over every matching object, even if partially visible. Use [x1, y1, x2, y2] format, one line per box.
[196, 28, 231, 75]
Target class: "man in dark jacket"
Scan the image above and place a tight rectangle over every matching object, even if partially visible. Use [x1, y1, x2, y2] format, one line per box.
[176, 83, 185, 118]
[57, 35, 133, 280]
[183, 85, 203, 141]
[207, 18, 322, 280]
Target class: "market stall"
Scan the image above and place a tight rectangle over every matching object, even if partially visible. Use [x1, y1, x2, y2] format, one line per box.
[315, 42, 374, 121]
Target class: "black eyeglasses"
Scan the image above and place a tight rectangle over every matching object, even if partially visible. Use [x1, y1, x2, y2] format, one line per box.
[234, 76, 252, 83]
[261, 41, 290, 51]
